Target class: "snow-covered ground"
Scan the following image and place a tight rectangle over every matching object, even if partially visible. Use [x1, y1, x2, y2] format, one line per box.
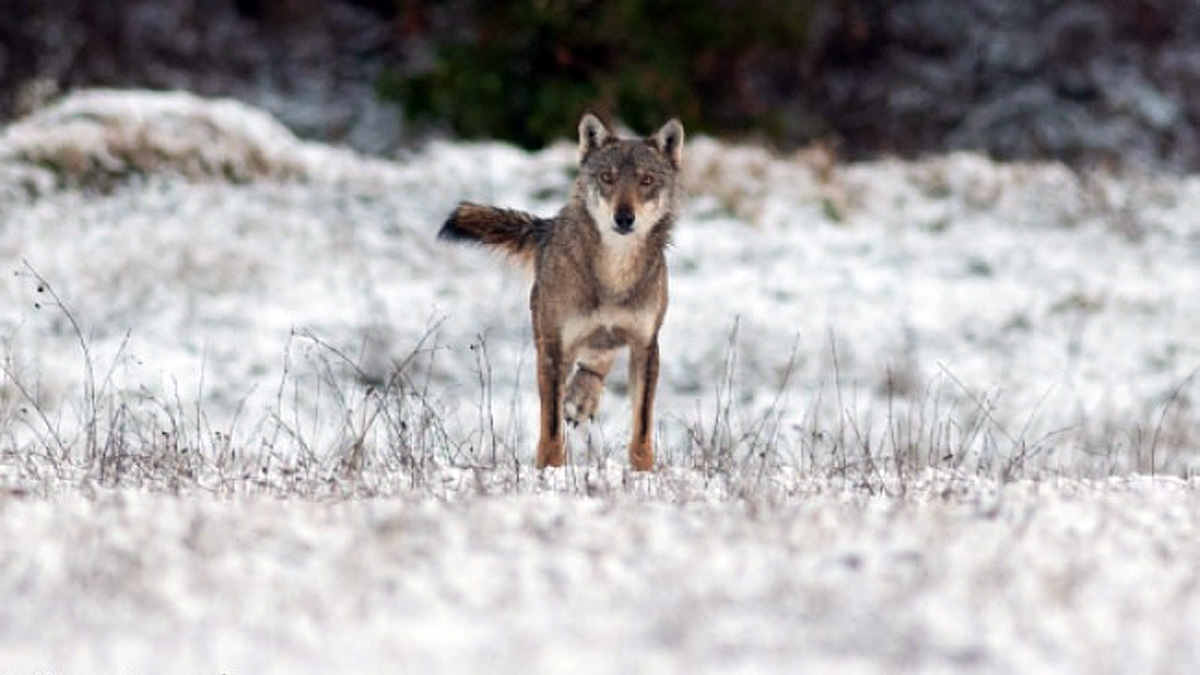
[2, 472, 1199, 674]
[0, 90, 1199, 672]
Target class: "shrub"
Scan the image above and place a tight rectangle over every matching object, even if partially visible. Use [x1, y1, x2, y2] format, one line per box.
[386, 0, 817, 147]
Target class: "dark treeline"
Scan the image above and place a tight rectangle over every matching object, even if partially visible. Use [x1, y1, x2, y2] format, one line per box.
[2, 0, 1198, 169]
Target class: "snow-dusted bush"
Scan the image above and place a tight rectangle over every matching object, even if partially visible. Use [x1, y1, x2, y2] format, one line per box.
[0, 89, 312, 186]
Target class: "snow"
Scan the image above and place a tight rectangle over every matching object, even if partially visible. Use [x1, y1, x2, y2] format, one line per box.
[0, 89, 1199, 671]
[2, 474, 1199, 673]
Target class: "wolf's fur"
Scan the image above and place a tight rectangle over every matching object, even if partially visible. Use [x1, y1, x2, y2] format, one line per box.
[439, 113, 684, 471]
[437, 204, 549, 262]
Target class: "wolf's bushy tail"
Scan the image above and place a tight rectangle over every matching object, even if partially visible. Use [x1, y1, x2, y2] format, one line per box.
[439, 203, 548, 263]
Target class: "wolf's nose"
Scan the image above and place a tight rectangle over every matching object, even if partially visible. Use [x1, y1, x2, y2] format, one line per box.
[614, 208, 635, 233]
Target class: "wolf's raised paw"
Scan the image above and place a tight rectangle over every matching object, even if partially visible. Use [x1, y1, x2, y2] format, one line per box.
[564, 368, 605, 426]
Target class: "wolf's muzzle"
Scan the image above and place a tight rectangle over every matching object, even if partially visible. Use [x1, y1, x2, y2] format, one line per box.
[614, 207, 635, 234]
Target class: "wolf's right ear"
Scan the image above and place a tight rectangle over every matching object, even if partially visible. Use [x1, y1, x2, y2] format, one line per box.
[578, 113, 612, 162]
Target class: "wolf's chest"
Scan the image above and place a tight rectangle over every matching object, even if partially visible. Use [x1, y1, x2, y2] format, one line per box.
[594, 233, 646, 294]
[561, 304, 658, 352]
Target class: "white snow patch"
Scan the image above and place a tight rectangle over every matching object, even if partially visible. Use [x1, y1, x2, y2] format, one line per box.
[0, 474, 1198, 673]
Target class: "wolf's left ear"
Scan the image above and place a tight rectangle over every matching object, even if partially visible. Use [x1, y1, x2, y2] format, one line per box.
[578, 113, 612, 161]
[653, 119, 684, 168]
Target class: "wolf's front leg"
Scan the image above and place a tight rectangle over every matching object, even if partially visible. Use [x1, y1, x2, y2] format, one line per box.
[535, 334, 566, 468]
[564, 348, 617, 426]
[627, 337, 660, 471]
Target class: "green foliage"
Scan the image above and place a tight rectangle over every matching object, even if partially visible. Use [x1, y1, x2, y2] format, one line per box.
[386, 0, 817, 147]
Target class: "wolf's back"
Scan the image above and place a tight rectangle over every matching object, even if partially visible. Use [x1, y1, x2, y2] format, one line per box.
[439, 203, 549, 262]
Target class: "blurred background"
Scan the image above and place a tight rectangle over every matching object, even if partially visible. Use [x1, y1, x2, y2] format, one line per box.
[2, 0, 1199, 169]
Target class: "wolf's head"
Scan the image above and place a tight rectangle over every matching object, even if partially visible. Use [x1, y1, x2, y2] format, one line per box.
[576, 113, 684, 239]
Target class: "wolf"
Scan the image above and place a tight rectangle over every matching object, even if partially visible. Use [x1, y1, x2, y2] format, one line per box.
[439, 113, 684, 471]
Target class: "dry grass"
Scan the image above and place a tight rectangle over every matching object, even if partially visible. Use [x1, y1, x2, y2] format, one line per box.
[0, 90, 310, 189]
[3, 256, 1197, 502]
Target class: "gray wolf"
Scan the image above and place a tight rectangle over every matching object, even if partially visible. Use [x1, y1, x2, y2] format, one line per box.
[439, 113, 684, 470]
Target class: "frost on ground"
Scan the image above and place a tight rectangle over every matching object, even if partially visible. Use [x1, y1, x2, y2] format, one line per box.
[0, 90, 1198, 672]
[2, 472, 1199, 674]
[1, 90, 1197, 477]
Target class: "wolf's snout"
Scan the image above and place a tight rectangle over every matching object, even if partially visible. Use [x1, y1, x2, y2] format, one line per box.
[614, 207, 635, 233]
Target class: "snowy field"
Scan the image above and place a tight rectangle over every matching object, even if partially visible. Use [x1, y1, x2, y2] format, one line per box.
[0, 90, 1198, 672]
[4, 474, 1200, 674]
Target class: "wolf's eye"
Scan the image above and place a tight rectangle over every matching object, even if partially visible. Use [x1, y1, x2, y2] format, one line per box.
[599, 171, 615, 185]
[639, 174, 655, 187]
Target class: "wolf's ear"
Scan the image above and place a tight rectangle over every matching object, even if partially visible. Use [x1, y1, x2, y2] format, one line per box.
[578, 113, 612, 161]
[653, 119, 684, 168]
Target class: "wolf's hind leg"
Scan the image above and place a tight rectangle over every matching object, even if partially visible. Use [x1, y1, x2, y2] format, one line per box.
[564, 348, 616, 426]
